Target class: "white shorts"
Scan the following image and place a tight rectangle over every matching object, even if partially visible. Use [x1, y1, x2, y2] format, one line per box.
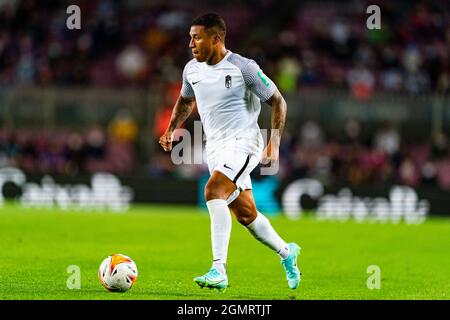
[206, 136, 263, 191]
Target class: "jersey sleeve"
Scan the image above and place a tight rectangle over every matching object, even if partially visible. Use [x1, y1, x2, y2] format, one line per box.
[180, 62, 195, 98]
[241, 61, 277, 102]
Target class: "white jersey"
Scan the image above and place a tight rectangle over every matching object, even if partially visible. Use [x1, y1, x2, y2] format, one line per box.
[180, 50, 277, 152]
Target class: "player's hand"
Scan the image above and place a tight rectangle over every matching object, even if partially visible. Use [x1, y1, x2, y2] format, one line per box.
[159, 130, 173, 152]
[261, 140, 279, 166]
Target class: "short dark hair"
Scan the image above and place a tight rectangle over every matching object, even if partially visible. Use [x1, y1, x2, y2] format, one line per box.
[191, 13, 226, 39]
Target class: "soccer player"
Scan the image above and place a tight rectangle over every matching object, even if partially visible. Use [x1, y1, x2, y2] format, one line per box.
[159, 13, 301, 290]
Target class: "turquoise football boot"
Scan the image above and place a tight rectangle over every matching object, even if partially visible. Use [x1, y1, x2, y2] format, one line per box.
[281, 243, 302, 289]
[194, 268, 228, 291]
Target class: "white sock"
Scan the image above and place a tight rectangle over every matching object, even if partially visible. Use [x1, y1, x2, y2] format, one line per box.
[206, 199, 232, 275]
[246, 212, 291, 259]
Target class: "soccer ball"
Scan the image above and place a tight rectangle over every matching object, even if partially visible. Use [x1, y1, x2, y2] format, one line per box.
[98, 254, 138, 292]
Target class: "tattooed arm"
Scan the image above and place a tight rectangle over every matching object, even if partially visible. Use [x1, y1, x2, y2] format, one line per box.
[159, 95, 196, 152]
[261, 89, 287, 164]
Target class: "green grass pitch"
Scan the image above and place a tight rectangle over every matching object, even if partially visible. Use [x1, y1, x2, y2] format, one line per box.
[1, 203, 449, 300]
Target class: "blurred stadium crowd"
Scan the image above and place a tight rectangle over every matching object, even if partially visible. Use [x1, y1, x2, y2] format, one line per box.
[0, 109, 138, 175]
[2, 116, 448, 189]
[1, 0, 449, 93]
[150, 117, 450, 190]
[0, 0, 449, 190]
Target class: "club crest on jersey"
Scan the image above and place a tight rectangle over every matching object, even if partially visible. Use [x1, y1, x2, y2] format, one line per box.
[225, 75, 232, 88]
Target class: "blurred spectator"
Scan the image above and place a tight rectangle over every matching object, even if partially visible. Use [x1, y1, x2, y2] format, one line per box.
[437, 70, 450, 95]
[108, 109, 138, 144]
[116, 45, 147, 83]
[85, 126, 106, 160]
[398, 156, 420, 187]
[404, 69, 430, 95]
[421, 161, 438, 186]
[153, 82, 182, 139]
[431, 131, 448, 159]
[64, 132, 86, 175]
[343, 118, 362, 144]
[148, 153, 176, 178]
[300, 121, 324, 149]
[346, 63, 375, 100]
[299, 49, 322, 86]
[374, 123, 401, 158]
[276, 55, 300, 94]
[381, 68, 404, 92]
[41, 139, 65, 174]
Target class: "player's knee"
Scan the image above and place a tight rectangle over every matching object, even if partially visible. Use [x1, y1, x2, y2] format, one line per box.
[204, 183, 226, 201]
